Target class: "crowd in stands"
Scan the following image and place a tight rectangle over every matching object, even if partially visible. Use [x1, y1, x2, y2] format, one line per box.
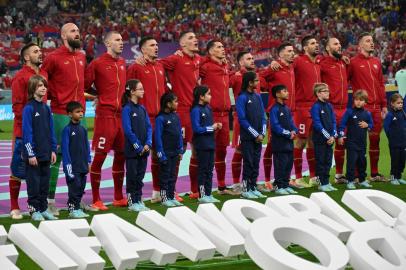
[0, 0, 405, 88]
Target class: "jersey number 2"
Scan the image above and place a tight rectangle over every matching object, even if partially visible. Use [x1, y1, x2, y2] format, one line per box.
[98, 137, 106, 149]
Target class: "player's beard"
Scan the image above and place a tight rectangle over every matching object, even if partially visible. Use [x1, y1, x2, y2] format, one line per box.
[332, 51, 342, 59]
[68, 38, 81, 49]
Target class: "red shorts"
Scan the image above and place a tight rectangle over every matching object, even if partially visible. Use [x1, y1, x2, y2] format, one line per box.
[213, 113, 230, 148]
[178, 112, 193, 144]
[232, 112, 240, 147]
[294, 107, 312, 138]
[93, 116, 125, 153]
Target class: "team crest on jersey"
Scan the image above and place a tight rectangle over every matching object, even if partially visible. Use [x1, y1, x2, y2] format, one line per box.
[64, 61, 70, 65]
[248, 99, 252, 103]
[79, 61, 83, 66]
[71, 131, 76, 136]
[145, 70, 150, 74]
[106, 66, 111, 70]
[321, 110, 325, 114]
[167, 120, 171, 124]
[393, 117, 397, 121]
[360, 65, 365, 68]
[133, 112, 137, 117]
[185, 62, 190, 65]
[35, 112, 40, 117]
[330, 65, 336, 69]
[280, 112, 284, 116]
[373, 64, 378, 69]
[353, 115, 357, 119]
[120, 65, 125, 70]
[159, 70, 163, 75]
[202, 113, 206, 117]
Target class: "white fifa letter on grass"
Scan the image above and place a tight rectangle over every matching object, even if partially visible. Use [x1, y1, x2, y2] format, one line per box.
[221, 199, 282, 237]
[245, 217, 349, 270]
[347, 222, 406, 270]
[266, 195, 352, 241]
[163, 204, 245, 257]
[91, 214, 178, 270]
[0, 226, 19, 270]
[394, 210, 406, 240]
[342, 190, 406, 227]
[310, 192, 362, 231]
[39, 220, 105, 270]
[136, 209, 216, 261]
[8, 223, 78, 270]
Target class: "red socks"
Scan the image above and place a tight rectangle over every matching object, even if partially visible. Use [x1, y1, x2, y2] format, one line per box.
[306, 147, 316, 178]
[151, 156, 160, 191]
[112, 152, 125, 201]
[294, 148, 303, 179]
[189, 156, 198, 193]
[231, 150, 242, 184]
[334, 143, 345, 175]
[9, 177, 21, 211]
[90, 152, 107, 203]
[263, 143, 272, 182]
[215, 148, 227, 189]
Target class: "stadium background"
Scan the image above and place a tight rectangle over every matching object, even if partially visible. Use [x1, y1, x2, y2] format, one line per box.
[0, 0, 405, 269]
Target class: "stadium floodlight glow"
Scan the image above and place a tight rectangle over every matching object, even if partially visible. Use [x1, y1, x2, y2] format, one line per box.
[2, 190, 406, 270]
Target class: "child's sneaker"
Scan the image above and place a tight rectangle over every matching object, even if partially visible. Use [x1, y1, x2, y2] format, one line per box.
[69, 209, 88, 218]
[318, 184, 331, 192]
[31, 211, 44, 221]
[198, 196, 213, 203]
[171, 199, 184, 206]
[359, 181, 372, 188]
[285, 187, 298, 194]
[208, 195, 220, 203]
[241, 191, 258, 199]
[128, 202, 150, 212]
[10, 209, 23, 220]
[327, 184, 338, 191]
[251, 189, 267, 198]
[398, 179, 406, 185]
[41, 210, 58, 220]
[391, 179, 400, 185]
[274, 188, 289, 195]
[309, 177, 320, 187]
[346, 182, 356, 189]
[162, 200, 176, 207]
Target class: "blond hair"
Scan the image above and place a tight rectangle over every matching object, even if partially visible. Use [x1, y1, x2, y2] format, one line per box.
[313, 83, 329, 97]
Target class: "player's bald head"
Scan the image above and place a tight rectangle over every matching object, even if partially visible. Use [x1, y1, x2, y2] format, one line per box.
[61, 23, 78, 35]
[61, 23, 81, 49]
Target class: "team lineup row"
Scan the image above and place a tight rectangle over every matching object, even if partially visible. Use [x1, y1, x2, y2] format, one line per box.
[8, 22, 404, 220]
